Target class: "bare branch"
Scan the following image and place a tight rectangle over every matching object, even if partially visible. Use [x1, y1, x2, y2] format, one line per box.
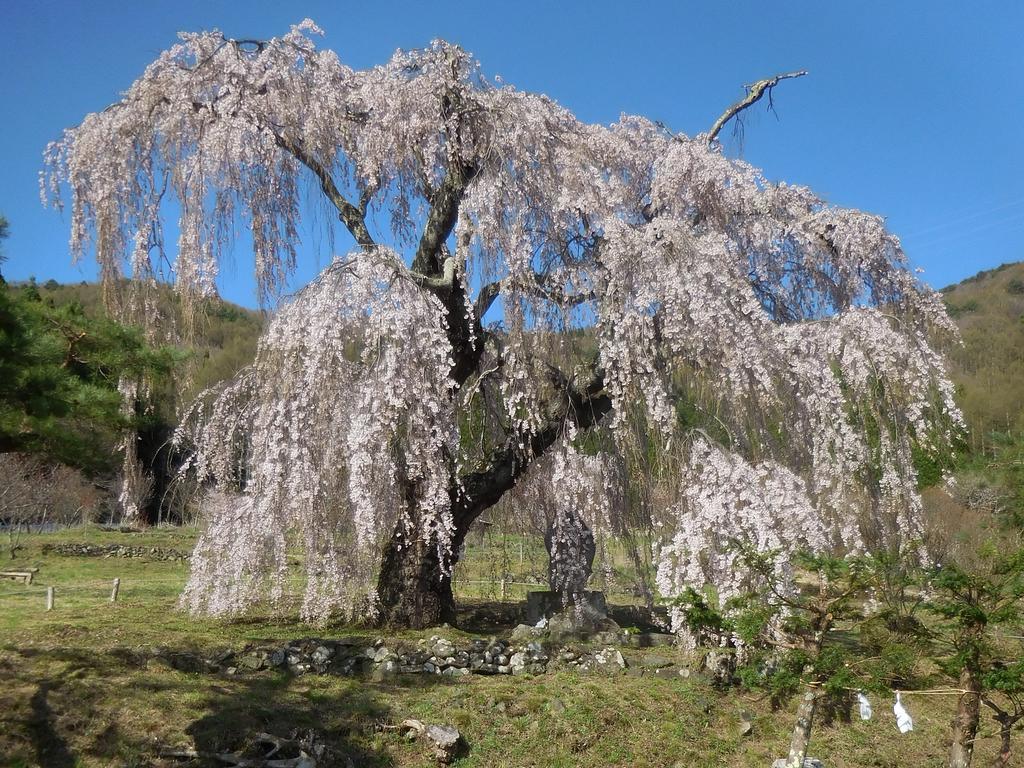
[272, 133, 375, 249]
[706, 71, 808, 145]
[412, 158, 477, 275]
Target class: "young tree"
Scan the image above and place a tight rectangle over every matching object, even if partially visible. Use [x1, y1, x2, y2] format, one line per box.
[925, 546, 1024, 768]
[45, 21, 961, 627]
[677, 547, 904, 768]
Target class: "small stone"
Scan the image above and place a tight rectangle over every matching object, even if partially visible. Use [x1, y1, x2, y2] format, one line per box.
[237, 653, 267, 671]
[424, 724, 462, 764]
[509, 652, 528, 674]
[738, 710, 754, 738]
[594, 648, 626, 669]
[312, 645, 334, 663]
[510, 624, 535, 643]
[372, 659, 399, 682]
[432, 639, 456, 658]
[549, 698, 566, 714]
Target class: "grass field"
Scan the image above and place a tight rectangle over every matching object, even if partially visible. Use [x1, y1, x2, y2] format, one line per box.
[0, 526, 1005, 767]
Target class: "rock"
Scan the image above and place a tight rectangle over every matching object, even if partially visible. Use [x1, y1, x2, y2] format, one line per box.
[402, 720, 465, 764]
[425, 724, 463, 764]
[312, 645, 334, 664]
[509, 651, 528, 674]
[738, 710, 754, 738]
[549, 698, 566, 714]
[372, 659, 399, 682]
[237, 653, 267, 671]
[654, 667, 680, 680]
[546, 612, 580, 643]
[510, 624, 536, 643]
[627, 632, 676, 648]
[592, 630, 621, 646]
[594, 648, 626, 670]
[772, 760, 823, 768]
[269, 649, 288, 668]
[703, 648, 737, 686]
[432, 638, 456, 658]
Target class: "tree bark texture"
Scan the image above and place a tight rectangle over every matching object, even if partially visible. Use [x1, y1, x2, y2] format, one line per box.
[996, 717, 1012, 768]
[949, 666, 982, 768]
[375, 525, 457, 629]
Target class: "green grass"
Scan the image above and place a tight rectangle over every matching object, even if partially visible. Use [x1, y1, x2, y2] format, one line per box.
[0, 527, 1009, 767]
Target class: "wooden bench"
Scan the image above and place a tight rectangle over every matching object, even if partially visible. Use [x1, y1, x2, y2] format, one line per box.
[0, 568, 39, 585]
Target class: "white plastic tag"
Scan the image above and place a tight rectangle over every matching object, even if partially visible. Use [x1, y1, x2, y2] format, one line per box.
[893, 692, 913, 733]
[856, 692, 872, 720]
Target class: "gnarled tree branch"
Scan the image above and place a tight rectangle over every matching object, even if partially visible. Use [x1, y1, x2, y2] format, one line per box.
[706, 70, 808, 145]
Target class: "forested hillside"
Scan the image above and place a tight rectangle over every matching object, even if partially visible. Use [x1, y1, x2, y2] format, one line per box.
[941, 261, 1024, 444]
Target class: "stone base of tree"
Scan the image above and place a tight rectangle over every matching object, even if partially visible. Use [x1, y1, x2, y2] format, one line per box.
[525, 590, 607, 625]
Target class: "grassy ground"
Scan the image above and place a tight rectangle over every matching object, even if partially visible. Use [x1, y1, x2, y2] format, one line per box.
[0, 527, 1004, 767]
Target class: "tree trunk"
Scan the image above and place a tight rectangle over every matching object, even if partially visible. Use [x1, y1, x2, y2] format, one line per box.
[373, 374, 612, 628]
[950, 666, 982, 768]
[375, 527, 456, 629]
[996, 717, 1011, 768]
[784, 690, 819, 768]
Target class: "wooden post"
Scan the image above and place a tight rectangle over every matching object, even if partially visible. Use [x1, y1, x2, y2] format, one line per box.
[46, 586, 54, 612]
[110, 578, 120, 603]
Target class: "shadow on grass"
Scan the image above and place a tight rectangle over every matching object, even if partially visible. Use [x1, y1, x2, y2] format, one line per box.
[27, 680, 75, 768]
[185, 674, 392, 767]
[0, 643, 412, 767]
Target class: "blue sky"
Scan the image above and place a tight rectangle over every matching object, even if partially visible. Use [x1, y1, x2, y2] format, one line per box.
[2, 1, 1022, 307]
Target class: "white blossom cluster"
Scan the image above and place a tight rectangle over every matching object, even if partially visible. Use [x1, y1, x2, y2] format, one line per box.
[656, 436, 828, 637]
[47, 20, 963, 622]
[176, 248, 457, 621]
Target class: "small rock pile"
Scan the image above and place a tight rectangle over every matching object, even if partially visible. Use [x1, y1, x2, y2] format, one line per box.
[145, 627, 723, 684]
[223, 635, 551, 679]
[43, 542, 190, 561]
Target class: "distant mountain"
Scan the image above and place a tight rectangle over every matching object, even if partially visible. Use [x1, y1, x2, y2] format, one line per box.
[941, 262, 1024, 442]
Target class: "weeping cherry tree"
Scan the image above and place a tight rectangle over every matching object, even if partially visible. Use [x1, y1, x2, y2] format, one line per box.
[44, 20, 962, 628]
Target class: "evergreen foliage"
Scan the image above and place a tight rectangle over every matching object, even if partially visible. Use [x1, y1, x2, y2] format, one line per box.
[0, 282, 178, 473]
